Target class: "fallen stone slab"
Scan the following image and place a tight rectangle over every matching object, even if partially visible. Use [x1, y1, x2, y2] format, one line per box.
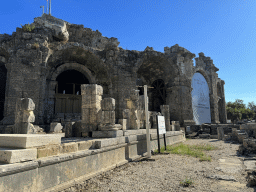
[0, 134, 63, 149]
[0, 148, 37, 164]
[206, 174, 236, 181]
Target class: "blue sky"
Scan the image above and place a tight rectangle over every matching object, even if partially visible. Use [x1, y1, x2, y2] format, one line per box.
[1, 0, 256, 106]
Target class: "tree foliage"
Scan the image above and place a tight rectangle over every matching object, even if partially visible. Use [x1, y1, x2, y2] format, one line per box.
[226, 99, 255, 121]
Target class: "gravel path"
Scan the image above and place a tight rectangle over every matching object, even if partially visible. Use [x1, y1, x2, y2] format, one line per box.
[60, 139, 256, 192]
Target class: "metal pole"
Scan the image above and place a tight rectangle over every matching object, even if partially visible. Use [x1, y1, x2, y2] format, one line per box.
[40, 6, 44, 16]
[49, 0, 51, 15]
[144, 85, 151, 158]
[156, 115, 161, 153]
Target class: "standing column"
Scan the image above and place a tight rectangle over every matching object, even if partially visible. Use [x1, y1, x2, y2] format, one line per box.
[81, 84, 103, 134]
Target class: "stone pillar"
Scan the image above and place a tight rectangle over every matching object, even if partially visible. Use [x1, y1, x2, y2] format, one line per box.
[126, 89, 140, 129]
[220, 80, 227, 123]
[150, 112, 158, 129]
[14, 98, 36, 134]
[217, 127, 224, 140]
[160, 105, 171, 131]
[171, 121, 180, 131]
[81, 84, 103, 133]
[98, 98, 121, 130]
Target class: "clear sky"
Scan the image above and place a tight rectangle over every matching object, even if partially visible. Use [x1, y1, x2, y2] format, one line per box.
[1, 0, 256, 106]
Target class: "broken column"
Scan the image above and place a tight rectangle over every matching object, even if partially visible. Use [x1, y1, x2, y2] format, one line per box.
[160, 105, 171, 131]
[14, 98, 36, 134]
[98, 98, 121, 130]
[81, 84, 103, 134]
[126, 89, 140, 129]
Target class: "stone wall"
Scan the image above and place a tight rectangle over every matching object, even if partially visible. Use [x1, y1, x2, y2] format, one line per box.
[0, 14, 226, 128]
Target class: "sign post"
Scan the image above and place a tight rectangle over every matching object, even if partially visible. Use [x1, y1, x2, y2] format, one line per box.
[157, 115, 166, 153]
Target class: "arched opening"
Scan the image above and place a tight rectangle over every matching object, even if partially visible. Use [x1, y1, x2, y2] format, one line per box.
[0, 65, 7, 121]
[55, 70, 89, 114]
[149, 79, 166, 112]
[191, 72, 211, 125]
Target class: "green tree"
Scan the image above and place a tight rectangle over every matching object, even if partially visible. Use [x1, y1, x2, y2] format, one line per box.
[226, 99, 255, 121]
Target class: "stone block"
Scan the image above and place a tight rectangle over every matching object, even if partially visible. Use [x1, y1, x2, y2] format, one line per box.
[217, 127, 224, 140]
[60, 142, 78, 153]
[82, 95, 102, 109]
[101, 98, 115, 111]
[20, 123, 35, 134]
[81, 84, 103, 96]
[0, 148, 37, 164]
[123, 109, 130, 119]
[92, 130, 123, 138]
[22, 111, 35, 123]
[50, 122, 63, 133]
[98, 124, 122, 131]
[0, 134, 63, 149]
[94, 138, 118, 149]
[102, 111, 115, 124]
[21, 98, 35, 111]
[81, 122, 98, 132]
[37, 145, 60, 158]
[64, 122, 75, 137]
[118, 119, 127, 130]
[77, 141, 93, 150]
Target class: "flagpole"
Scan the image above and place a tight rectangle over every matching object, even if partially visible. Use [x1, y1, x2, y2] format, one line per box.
[47, 0, 48, 14]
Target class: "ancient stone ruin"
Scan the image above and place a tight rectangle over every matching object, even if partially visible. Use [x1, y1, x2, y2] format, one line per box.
[0, 14, 228, 191]
[0, 13, 226, 133]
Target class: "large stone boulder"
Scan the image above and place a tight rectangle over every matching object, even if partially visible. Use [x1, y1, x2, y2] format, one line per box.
[34, 14, 69, 42]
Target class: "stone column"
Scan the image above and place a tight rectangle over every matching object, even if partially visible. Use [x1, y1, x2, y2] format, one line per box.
[160, 105, 171, 131]
[14, 98, 36, 134]
[81, 84, 103, 133]
[217, 127, 224, 140]
[98, 98, 121, 130]
[126, 89, 140, 129]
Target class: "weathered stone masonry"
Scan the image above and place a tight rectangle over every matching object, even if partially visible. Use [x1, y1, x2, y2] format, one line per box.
[0, 14, 227, 130]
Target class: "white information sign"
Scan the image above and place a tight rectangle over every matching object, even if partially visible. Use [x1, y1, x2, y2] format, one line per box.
[157, 116, 166, 134]
[192, 72, 211, 125]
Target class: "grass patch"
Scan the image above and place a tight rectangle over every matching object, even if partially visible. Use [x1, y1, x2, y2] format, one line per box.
[155, 143, 218, 161]
[180, 177, 194, 187]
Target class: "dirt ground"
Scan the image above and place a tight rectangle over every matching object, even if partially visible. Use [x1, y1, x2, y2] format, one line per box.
[60, 139, 256, 192]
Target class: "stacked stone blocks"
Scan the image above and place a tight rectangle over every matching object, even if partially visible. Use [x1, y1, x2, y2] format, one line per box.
[14, 98, 36, 134]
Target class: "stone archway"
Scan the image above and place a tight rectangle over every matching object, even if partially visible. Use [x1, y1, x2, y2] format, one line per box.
[45, 63, 96, 123]
[55, 70, 89, 114]
[191, 72, 211, 125]
[150, 79, 166, 112]
[0, 65, 7, 121]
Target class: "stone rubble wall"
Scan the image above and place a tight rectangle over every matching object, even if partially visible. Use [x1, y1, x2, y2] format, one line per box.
[0, 14, 225, 129]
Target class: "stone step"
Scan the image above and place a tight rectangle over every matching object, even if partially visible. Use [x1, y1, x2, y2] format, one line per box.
[0, 134, 64, 149]
[0, 148, 37, 164]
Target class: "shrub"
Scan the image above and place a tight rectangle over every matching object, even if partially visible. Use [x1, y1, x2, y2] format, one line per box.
[20, 23, 35, 32]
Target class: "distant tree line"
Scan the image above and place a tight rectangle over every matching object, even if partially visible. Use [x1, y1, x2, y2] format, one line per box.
[226, 99, 256, 121]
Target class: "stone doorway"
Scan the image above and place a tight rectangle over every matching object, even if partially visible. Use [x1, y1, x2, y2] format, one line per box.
[55, 70, 89, 114]
[150, 79, 166, 112]
[0, 65, 7, 121]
